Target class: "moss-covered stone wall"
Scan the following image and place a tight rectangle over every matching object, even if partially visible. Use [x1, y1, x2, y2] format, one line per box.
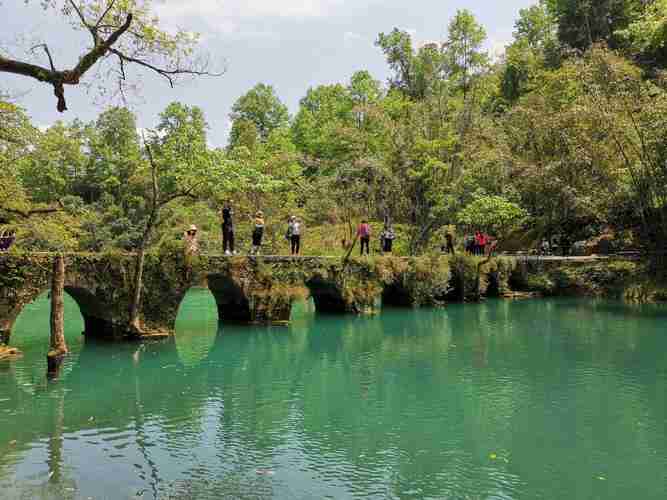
[1, 252, 648, 344]
[510, 257, 652, 300]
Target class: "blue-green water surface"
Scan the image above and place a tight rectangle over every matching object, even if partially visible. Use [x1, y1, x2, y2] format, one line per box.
[1, 292, 666, 499]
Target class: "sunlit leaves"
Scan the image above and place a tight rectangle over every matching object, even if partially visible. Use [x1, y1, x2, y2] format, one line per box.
[457, 194, 527, 237]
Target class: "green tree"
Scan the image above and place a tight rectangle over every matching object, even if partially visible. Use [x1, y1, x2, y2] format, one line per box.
[444, 9, 489, 99]
[375, 29, 417, 97]
[129, 102, 216, 332]
[0, 102, 35, 219]
[229, 83, 289, 148]
[515, 0, 559, 50]
[375, 29, 447, 100]
[81, 107, 142, 204]
[548, 0, 643, 51]
[380, 91, 460, 253]
[616, 0, 667, 66]
[292, 83, 356, 166]
[501, 0, 560, 104]
[19, 121, 87, 204]
[457, 194, 527, 237]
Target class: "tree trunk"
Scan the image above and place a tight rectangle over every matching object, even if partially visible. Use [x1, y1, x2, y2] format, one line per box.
[128, 246, 146, 334]
[47, 254, 67, 379]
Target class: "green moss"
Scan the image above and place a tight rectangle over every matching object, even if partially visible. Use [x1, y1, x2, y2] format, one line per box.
[525, 274, 556, 295]
[376, 255, 451, 306]
[448, 254, 484, 301]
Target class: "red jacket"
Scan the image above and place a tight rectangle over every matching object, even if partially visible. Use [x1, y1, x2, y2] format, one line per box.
[357, 223, 371, 238]
[475, 233, 485, 245]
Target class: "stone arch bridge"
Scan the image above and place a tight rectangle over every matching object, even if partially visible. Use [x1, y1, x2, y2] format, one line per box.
[0, 252, 524, 344]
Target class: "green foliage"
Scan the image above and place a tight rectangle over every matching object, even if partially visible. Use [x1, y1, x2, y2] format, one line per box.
[457, 194, 527, 237]
[515, 1, 558, 50]
[519, 259, 643, 297]
[547, 0, 643, 51]
[616, 0, 667, 66]
[448, 254, 484, 301]
[5, 5, 667, 269]
[229, 83, 290, 148]
[445, 9, 489, 96]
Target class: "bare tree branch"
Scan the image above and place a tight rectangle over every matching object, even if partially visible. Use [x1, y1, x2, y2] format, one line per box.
[0, 13, 133, 112]
[109, 48, 224, 88]
[95, 0, 118, 30]
[66, 0, 97, 42]
[6, 3, 224, 113]
[30, 44, 56, 72]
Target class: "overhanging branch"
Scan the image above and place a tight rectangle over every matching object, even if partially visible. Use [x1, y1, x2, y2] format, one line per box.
[109, 48, 224, 88]
[0, 13, 133, 112]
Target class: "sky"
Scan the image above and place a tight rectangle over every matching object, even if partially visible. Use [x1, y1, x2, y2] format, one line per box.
[2, 0, 536, 147]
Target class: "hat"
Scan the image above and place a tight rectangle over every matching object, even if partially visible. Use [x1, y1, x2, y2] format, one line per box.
[189, 225, 198, 232]
[256, 210, 263, 217]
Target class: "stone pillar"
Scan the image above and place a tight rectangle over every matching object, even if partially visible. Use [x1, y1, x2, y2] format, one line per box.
[308, 278, 381, 315]
[47, 255, 68, 379]
[250, 293, 293, 326]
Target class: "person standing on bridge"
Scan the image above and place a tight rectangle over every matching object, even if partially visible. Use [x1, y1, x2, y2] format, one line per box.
[287, 216, 302, 255]
[251, 211, 265, 255]
[183, 225, 199, 281]
[379, 223, 395, 254]
[444, 231, 455, 255]
[184, 225, 200, 256]
[221, 201, 235, 255]
[474, 230, 485, 256]
[357, 219, 371, 256]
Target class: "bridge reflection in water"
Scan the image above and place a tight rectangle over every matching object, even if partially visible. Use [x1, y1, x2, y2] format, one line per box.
[1, 291, 666, 499]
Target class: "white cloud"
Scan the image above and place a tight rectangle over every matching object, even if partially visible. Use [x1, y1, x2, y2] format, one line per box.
[157, 0, 347, 23]
[155, 0, 353, 37]
[343, 31, 363, 43]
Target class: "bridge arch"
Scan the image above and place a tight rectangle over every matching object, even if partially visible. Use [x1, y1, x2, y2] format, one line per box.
[3, 285, 104, 342]
[0, 279, 123, 345]
[305, 275, 381, 315]
[206, 273, 253, 323]
[306, 276, 351, 313]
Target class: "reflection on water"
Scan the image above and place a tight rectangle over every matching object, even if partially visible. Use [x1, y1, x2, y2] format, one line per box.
[1, 292, 666, 499]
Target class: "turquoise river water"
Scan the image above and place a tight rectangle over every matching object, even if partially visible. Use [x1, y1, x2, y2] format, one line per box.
[1, 291, 666, 499]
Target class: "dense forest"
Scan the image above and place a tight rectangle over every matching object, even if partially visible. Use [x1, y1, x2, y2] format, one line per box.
[2, 0, 667, 259]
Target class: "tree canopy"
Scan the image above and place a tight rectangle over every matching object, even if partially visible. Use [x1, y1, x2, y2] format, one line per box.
[4, 3, 667, 259]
